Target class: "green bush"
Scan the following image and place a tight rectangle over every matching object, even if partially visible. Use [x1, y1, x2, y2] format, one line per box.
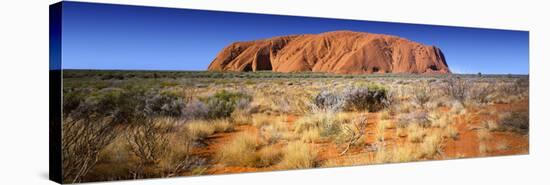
[202, 90, 252, 119]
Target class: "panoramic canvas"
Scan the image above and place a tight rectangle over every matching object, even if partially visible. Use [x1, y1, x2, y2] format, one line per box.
[49, 1, 529, 183]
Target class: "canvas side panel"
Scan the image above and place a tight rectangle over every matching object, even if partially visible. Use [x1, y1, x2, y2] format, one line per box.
[49, 2, 63, 184]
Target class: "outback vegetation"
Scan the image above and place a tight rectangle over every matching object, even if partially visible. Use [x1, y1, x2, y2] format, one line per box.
[62, 70, 529, 183]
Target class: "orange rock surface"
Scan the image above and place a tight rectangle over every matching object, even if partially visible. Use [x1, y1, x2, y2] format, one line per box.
[208, 31, 450, 74]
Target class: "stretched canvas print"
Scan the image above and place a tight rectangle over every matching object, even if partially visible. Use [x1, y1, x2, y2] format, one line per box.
[49, 1, 529, 183]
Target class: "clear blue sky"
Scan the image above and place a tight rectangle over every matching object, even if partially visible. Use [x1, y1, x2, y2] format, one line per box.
[60, 1, 529, 74]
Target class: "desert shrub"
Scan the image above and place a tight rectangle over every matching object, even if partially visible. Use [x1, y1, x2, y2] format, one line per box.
[499, 111, 529, 134]
[468, 83, 494, 105]
[271, 94, 312, 114]
[383, 88, 398, 112]
[156, 123, 200, 178]
[279, 142, 317, 169]
[339, 115, 368, 155]
[62, 88, 92, 118]
[445, 77, 469, 105]
[62, 88, 144, 183]
[342, 83, 389, 112]
[182, 100, 210, 119]
[430, 113, 452, 128]
[312, 90, 345, 113]
[202, 90, 252, 119]
[410, 85, 432, 108]
[144, 90, 185, 117]
[397, 111, 430, 128]
[294, 113, 345, 139]
[125, 119, 170, 165]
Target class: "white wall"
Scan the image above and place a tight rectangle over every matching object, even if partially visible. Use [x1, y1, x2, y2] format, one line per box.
[0, 0, 548, 184]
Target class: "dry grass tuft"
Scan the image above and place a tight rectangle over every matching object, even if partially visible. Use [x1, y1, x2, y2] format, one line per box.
[217, 132, 260, 167]
[257, 145, 283, 167]
[301, 129, 321, 143]
[479, 142, 489, 156]
[419, 133, 442, 158]
[407, 123, 425, 143]
[376, 121, 386, 142]
[443, 125, 459, 140]
[186, 120, 216, 141]
[278, 141, 317, 169]
[482, 120, 500, 132]
[212, 119, 234, 133]
[231, 110, 252, 125]
[477, 129, 491, 141]
[252, 114, 275, 128]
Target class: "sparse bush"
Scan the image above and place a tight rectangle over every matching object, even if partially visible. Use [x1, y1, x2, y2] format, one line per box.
[411, 85, 431, 108]
[312, 84, 389, 113]
[499, 111, 529, 134]
[144, 90, 185, 117]
[397, 112, 430, 128]
[339, 115, 368, 155]
[182, 100, 209, 119]
[62, 88, 143, 183]
[449, 101, 467, 115]
[342, 83, 388, 112]
[126, 118, 170, 165]
[468, 83, 494, 105]
[445, 77, 469, 105]
[294, 113, 346, 140]
[343, 84, 387, 112]
[202, 90, 252, 119]
[312, 90, 345, 113]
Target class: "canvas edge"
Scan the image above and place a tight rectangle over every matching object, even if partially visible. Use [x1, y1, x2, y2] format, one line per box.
[49, 1, 63, 184]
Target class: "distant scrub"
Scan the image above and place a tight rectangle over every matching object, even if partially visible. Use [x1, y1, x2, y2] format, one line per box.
[445, 77, 469, 105]
[342, 83, 388, 112]
[312, 90, 345, 112]
[312, 83, 390, 113]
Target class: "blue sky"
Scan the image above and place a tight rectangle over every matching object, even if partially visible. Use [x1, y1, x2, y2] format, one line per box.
[60, 1, 529, 74]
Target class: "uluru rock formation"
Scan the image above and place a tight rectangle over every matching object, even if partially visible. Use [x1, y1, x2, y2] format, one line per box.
[208, 31, 450, 74]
